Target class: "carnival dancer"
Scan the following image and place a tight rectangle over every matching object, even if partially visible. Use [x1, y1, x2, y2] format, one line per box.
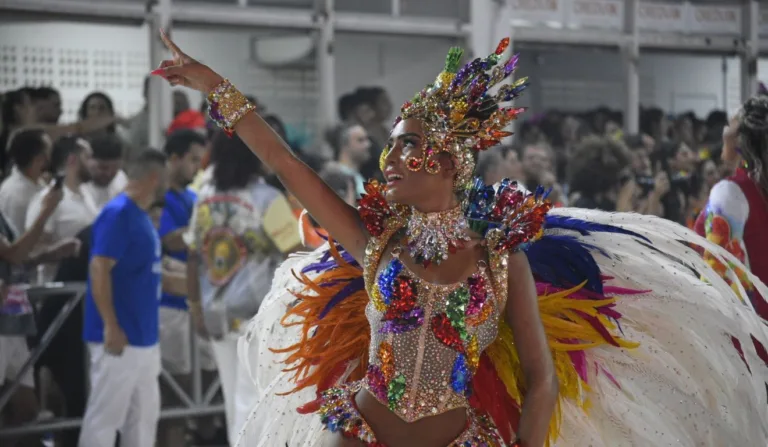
[153, 31, 768, 447]
[694, 99, 768, 320]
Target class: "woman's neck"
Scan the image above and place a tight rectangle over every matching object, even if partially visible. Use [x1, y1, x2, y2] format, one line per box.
[411, 196, 460, 214]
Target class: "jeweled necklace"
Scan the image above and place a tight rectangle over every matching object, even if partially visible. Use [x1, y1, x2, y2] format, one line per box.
[406, 206, 471, 267]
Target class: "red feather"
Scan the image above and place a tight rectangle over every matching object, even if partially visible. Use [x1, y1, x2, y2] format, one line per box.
[469, 354, 521, 443]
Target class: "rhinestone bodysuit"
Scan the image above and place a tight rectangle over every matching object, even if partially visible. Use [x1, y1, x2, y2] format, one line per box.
[361, 220, 508, 423]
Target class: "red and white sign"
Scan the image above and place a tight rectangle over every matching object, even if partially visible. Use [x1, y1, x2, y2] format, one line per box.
[567, 0, 623, 30]
[637, 1, 685, 32]
[687, 5, 741, 35]
[510, 0, 565, 24]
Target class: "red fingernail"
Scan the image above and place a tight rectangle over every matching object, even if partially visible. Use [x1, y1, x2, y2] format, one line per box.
[150, 68, 166, 77]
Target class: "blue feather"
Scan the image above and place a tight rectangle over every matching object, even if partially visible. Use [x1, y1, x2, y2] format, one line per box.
[525, 234, 604, 294]
[544, 215, 650, 243]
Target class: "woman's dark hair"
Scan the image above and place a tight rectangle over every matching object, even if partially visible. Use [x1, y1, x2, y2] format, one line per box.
[210, 131, 263, 191]
[568, 136, 631, 198]
[738, 95, 768, 195]
[78, 92, 116, 133]
[78, 92, 115, 120]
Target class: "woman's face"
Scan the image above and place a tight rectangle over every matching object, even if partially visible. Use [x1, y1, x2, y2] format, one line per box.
[85, 96, 113, 120]
[676, 117, 694, 143]
[631, 148, 652, 176]
[382, 118, 456, 207]
[672, 143, 696, 173]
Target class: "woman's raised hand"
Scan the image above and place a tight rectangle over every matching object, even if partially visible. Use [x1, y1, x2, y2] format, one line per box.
[151, 29, 224, 93]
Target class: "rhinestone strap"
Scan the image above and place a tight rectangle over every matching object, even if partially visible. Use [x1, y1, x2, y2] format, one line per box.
[206, 79, 256, 136]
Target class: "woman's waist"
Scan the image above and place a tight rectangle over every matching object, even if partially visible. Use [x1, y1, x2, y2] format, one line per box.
[361, 369, 469, 423]
[355, 384, 469, 446]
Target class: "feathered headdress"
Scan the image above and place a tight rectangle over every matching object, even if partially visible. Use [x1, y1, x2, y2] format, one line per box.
[379, 37, 529, 190]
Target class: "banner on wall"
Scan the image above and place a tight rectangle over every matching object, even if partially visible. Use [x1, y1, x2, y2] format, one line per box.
[686, 5, 741, 35]
[759, 8, 768, 37]
[508, 0, 745, 36]
[637, 1, 686, 33]
[567, 0, 623, 30]
[509, 0, 565, 24]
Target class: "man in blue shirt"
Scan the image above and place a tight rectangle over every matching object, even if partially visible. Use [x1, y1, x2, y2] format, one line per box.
[155, 129, 214, 445]
[79, 149, 168, 447]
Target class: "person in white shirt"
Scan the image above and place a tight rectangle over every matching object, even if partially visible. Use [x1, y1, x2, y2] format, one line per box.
[0, 128, 51, 233]
[82, 134, 128, 211]
[25, 136, 98, 281]
[330, 122, 371, 198]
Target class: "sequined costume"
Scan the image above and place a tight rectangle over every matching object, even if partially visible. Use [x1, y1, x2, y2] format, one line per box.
[233, 40, 768, 447]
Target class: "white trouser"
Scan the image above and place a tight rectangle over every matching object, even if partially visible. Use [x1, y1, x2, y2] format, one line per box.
[210, 333, 259, 446]
[159, 306, 217, 375]
[78, 344, 161, 447]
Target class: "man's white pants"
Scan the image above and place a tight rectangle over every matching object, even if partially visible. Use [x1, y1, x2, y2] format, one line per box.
[78, 344, 161, 447]
[210, 333, 259, 446]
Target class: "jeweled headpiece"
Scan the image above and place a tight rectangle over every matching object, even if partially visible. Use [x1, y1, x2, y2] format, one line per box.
[379, 38, 529, 190]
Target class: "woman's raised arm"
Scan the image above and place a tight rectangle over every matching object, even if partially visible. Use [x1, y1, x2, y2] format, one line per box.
[154, 30, 368, 261]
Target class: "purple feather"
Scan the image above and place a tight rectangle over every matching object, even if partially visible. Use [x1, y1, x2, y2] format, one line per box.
[318, 276, 366, 319]
[302, 249, 359, 274]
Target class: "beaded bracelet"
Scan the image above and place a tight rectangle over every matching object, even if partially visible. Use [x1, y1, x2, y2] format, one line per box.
[207, 79, 256, 136]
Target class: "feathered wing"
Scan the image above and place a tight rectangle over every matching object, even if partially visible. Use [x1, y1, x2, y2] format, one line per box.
[236, 179, 768, 447]
[477, 208, 768, 446]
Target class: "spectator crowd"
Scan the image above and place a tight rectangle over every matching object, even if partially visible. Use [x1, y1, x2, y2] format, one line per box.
[0, 79, 743, 447]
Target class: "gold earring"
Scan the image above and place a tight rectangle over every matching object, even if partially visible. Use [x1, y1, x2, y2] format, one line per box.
[425, 152, 441, 174]
[379, 145, 391, 173]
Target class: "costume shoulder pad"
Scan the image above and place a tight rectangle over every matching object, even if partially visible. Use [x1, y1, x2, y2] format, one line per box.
[465, 178, 551, 254]
[357, 180, 409, 237]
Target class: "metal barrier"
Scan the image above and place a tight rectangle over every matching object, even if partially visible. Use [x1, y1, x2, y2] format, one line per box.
[0, 282, 225, 438]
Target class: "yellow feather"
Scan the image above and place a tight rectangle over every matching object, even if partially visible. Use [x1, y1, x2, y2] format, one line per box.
[487, 280, 638, 446]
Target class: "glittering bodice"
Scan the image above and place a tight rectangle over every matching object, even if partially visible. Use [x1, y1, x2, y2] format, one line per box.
[362, 231, 508, 423]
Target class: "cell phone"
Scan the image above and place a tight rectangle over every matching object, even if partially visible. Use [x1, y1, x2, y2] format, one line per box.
[53, 174, 65, 190]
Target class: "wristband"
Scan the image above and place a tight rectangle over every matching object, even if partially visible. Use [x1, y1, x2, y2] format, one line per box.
[207, 79, 256, 136]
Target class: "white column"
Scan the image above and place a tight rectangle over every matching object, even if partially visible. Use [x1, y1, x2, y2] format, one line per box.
[741, 0, 759, 103]
[147, 0, 173, 150]
[471, 0, 515, 136]
[316, 0, 336, 139]
[623, 0, 640, 134]
[470, 0, 511, 59]
[391, 0, 401, 17]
